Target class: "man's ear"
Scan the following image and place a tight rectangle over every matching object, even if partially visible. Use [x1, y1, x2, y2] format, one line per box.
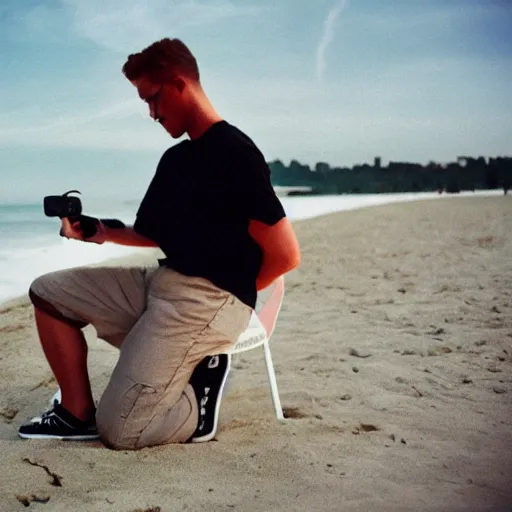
[172, 76, 187, 94]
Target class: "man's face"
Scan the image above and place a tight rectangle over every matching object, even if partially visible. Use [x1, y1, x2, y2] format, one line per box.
[132, 75, 188, 139]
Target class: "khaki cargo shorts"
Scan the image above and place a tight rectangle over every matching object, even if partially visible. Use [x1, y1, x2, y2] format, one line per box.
[29, 265, 252, 449]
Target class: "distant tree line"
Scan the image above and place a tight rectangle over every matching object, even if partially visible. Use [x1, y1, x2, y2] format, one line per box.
[268, 156, 511, 195]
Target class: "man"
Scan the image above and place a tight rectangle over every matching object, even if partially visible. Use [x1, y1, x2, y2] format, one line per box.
[18, 38, 301, 449]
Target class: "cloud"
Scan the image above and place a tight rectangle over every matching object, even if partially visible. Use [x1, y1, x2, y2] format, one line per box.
[1, 55, 506, 159]
[4, 0, 510, 168]
[57, 0, 262, 53]
[316, 0, 348, 83]
[0, 77, 322, 151]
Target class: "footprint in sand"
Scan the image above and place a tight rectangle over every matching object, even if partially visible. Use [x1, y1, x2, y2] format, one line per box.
[0, 406, 18, 422]
[16, 494, 50, 506]
[283, 407, 314, 419]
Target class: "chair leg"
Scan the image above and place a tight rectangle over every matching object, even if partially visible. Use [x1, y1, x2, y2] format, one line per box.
[262, 341, 284, 420]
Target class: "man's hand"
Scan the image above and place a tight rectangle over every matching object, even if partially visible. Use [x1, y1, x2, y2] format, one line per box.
[248, 217, 301, 291]
[60, 217, 107, 245]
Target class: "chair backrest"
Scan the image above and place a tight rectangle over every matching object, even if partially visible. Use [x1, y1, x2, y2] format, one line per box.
[257, 275, 285, 338]
[229, 276, 285, 354]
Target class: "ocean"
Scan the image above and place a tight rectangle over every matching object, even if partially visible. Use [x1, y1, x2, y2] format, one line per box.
[0, 190, 501, 305]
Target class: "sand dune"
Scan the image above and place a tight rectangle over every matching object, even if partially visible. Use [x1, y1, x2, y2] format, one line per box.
[0, 196, 511, 511]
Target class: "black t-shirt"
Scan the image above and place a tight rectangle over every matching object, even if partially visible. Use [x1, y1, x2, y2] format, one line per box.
[133, 120, 286, 308]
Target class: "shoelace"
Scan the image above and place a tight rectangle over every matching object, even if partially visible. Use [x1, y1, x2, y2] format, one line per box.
[39, 409, 55, 421]
[38, 409, 76, 430]
[30, 400, 59, 423]
[39, 412, 58, 425]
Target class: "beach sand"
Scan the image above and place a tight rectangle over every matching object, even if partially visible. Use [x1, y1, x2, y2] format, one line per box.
[0, 196, 511, 512]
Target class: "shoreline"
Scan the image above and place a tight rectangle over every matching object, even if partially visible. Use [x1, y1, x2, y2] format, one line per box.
[0, 191, 505, 310]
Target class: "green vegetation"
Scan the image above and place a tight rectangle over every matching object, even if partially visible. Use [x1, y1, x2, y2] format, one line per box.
[269, 156, 512, 195]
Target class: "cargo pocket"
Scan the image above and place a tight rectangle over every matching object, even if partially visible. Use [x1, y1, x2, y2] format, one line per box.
[97, 374, 162, 449]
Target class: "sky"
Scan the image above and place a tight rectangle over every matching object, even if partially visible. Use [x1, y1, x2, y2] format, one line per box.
[0, 0, 511, 203]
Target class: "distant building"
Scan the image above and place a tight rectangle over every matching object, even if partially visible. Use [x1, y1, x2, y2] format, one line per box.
[374, 157, 381, 169]
[457, 156, 487, 167]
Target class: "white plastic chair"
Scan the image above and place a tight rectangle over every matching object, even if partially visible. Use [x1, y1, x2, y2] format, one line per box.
[47, 276, 286, 420]
[228, 275, 285, 420]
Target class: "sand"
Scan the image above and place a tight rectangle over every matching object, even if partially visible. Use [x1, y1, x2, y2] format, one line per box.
[0, 196, 511, 512]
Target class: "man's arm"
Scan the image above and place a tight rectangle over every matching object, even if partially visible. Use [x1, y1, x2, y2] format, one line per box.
[248, 217, 301, 291]
[230, 143, 301, 289]
[60, 218, 159, 247]
[103, 225, 159, 247]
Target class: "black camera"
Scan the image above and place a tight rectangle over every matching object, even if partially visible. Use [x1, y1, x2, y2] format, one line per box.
[43, 190, 100, 238]
[43, 190, 83, 219]
[43, 190, 126, 239]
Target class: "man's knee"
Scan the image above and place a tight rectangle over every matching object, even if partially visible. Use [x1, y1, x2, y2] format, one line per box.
[96, 383, 198, 450]
[29, 269, 68, 297]
[95, 376, 152, 450]
[29, 272, 51, 300]
[29, 288, 87, 329]
[95, 401, 133, 450]
[96, 419, 128, 450]
[28, 275, 87, 329]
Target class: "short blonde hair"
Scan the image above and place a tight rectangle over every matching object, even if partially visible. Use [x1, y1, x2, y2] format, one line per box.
[122, 38, 200, 83]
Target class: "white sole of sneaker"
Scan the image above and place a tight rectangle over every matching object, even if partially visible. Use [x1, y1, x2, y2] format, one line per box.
[191, 354, 232, 443]
[18, 433, 100, 441]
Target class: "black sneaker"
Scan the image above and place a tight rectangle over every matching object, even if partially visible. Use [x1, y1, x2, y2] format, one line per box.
[189, 354, 232, 443]
[18, 402, 99, 441]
